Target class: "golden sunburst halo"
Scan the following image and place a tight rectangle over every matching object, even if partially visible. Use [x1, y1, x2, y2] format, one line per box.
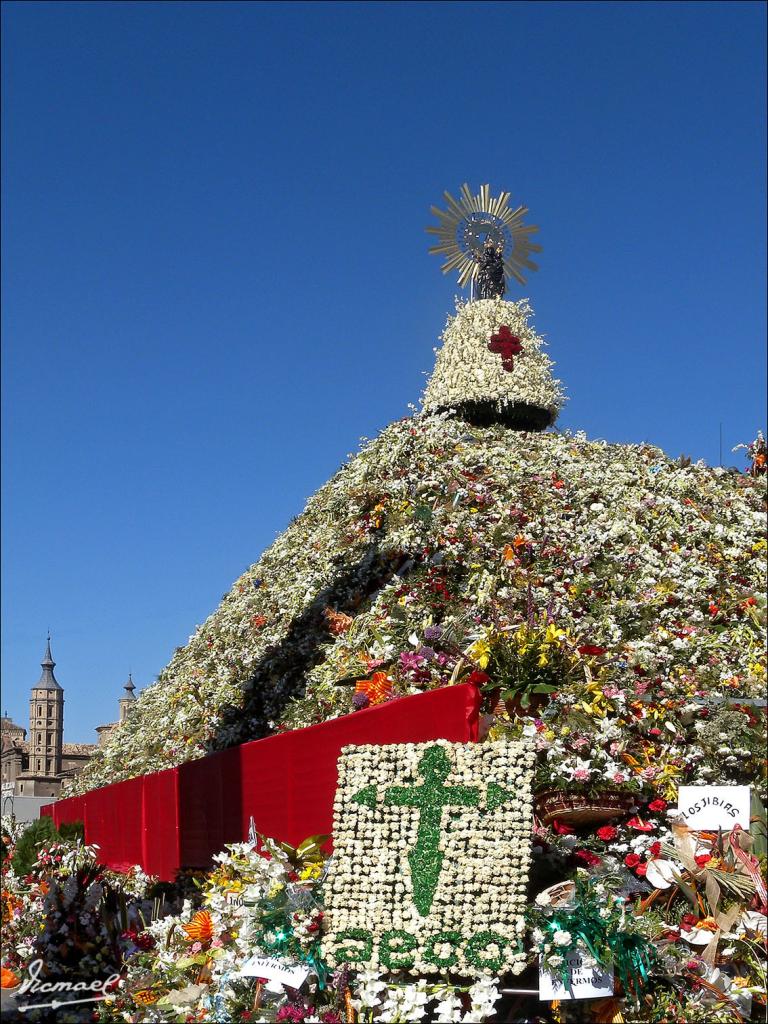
[426, 183, 542, 288]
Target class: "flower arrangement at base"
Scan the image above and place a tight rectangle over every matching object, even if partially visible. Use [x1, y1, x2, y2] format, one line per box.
[529, 871, 656, 1004]
[323, 739, 535, 978]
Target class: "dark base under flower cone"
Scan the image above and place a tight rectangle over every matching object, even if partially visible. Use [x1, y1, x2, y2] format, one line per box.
[439, 400, 555, 432]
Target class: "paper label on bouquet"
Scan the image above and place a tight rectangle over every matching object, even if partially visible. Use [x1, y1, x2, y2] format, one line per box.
[676, 786, 750, 830]
[539, 954, 614, 1000]
[238, 954, 309, 989]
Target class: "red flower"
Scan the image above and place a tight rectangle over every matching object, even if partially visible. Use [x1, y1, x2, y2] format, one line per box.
[552, 819, 574, 835]
[596, 825, 618, 841]
[649, 841, 662, 857]
[488, 325, 523, 372]
[680, 913, 698, 933]
[624, 853, 641, 868]
[626, 816, 655, 833]
[648, 799, 667, 812]
[574, 849, 602, 866]
[694, 853, 712, 867]
[578, 645, 608, 657]
[635, 862, 647, 876]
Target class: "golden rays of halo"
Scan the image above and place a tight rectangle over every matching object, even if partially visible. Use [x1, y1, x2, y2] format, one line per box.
[426, 183, 542, 288]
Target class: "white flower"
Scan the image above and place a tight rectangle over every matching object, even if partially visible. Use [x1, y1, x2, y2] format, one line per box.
[553, 930, 573, 946]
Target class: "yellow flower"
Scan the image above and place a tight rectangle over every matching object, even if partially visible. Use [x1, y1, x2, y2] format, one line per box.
[299, 863, 323, 881]
[544, 623, 567, 645]
[538, 652, 549, 667]
[468, 639, 491, 669]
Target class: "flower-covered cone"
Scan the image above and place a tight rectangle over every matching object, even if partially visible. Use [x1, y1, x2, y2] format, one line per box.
[421, 297, 565, 429]
[68, 408, 766, 796]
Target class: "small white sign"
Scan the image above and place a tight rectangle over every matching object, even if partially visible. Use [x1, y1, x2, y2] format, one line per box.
[237, 955, 309, 990]
[676, 786, 750, 831]
[539, 954, 614, 1000]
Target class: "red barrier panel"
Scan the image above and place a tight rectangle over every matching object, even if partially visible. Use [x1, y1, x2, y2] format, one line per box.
[141, 767, 179, 880]
[44, 684, 480, 880]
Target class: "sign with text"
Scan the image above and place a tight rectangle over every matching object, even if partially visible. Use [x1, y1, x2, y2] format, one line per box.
[539, 954, 614, 1000]
[676, 786, 750, 831]
[237, 955, 309, 990]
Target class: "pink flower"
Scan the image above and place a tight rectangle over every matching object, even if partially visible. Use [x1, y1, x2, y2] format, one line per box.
[573, 769, 590, 781]
[399, 651, 425, 672]
[612, 771, 627, 784]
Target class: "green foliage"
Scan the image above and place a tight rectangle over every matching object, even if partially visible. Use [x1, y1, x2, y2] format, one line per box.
[11, 815, 58, 875]
[58, 819, 85, 844]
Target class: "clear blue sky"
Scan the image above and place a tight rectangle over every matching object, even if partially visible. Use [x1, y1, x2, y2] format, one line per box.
[2, 1, 765, 742]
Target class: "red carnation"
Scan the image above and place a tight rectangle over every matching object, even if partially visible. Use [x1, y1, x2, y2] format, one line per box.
[649, 841, 662, 857]
[680, 913, 698, 932]
[694, 853, 712, 867]
[578, 645, 608, 657]
[648, 799, 667, 812]
[624, 853, 641, 868]
[635, 862, 648, 876]
[596, 825, 618, 841]
[574, 849, 602, 867]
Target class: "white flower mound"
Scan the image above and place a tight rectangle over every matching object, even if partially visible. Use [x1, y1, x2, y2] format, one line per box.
[421, 297, 566, 419]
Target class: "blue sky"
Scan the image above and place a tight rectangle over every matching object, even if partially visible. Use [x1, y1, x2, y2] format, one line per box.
[2, 1, 765, 742]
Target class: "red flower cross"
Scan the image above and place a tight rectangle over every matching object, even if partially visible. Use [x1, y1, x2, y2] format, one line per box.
[488, 325, 523, 372]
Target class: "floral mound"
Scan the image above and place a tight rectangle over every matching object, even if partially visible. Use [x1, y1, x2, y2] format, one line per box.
[70, 414, 766, 797]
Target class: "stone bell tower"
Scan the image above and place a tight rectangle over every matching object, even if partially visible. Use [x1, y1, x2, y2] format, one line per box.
[27, 635, 64, 780]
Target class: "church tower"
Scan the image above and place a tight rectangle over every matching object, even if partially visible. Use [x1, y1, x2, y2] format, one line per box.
[118, 673, 136, 722]
[28, 636, 64, 779]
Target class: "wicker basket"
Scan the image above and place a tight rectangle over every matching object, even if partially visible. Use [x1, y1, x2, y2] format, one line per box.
[535, 788, 635, 827]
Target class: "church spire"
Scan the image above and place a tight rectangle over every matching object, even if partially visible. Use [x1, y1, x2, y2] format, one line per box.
[123, 673, 136, 698]
[36, 635, 62, 690]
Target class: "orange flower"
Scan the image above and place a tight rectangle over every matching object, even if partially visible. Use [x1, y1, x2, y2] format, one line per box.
[355, 671, 392, 706]
[1, 967, 20, 989]
[182, 910, 214, 943]
[324, 608, 353, 635]
[133, 989, 160, 1005]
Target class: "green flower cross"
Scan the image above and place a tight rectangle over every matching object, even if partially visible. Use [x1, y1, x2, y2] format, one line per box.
[352, 744, 514, 916]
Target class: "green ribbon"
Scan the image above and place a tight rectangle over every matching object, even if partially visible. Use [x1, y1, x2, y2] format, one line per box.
[607, 931, 654, 1004]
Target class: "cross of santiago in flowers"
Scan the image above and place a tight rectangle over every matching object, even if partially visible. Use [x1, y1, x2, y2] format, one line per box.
[352, 744, 516, 916]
